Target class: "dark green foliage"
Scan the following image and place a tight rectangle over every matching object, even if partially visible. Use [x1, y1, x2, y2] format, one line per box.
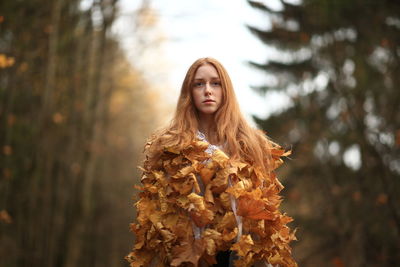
[247, 0, 400, 266]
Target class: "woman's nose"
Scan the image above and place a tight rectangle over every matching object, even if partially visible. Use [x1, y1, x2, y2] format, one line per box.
[204, 82, 212, 95]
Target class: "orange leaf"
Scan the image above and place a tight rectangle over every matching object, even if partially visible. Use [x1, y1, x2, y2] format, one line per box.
[199, 166, 215, 185]
[236, 189, 277, 220]
[204, 184, 215, 205]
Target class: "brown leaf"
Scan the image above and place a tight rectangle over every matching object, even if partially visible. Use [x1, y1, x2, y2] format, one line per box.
[199, 164, 215, 185]
[215, 212, 237, 232]
[0, 209, 12, 224]
[222, 228, 238, 242]
[211, 149, 229, 168]
[190, 208, 214, 228]
[170, 178, 194, 195]
[165, 145, 181, 154]
[209, 168, 231, 193]
[136, 197, 157, 225]
[271, 147, 291, 157]
[126, 250, 154, 267]
[236, 189, 277, 220]
[231, 234, 254, 257]
[188, 193, 214, 227]
[171, 239, 205, 267]
[172, 165, 195, 179]
[203, 229, 222, 255]
[188, 193, 207, 210]
[219, 192, 232, 210]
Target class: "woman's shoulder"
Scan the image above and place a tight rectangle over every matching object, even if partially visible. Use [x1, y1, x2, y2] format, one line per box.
[144, 128, 196, 154]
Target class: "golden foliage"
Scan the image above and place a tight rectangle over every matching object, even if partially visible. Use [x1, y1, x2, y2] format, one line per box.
[127, 139, 296, 267]
[0, 54, 15, 68]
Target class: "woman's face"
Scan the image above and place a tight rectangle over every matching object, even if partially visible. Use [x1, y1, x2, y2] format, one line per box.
[191, 64, 222, 117]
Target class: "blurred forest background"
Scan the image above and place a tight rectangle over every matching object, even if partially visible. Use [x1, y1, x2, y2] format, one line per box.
[247, 0, 400, 266]
[0, 0, 399, 267]
[0, 0, 166, 266]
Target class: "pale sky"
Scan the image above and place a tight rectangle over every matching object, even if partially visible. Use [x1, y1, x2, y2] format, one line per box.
[115, 0, 292, 121]
[112, 0, 362, 167]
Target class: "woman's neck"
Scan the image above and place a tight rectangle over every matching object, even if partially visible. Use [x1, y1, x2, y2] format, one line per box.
[198, 114, 218, 144]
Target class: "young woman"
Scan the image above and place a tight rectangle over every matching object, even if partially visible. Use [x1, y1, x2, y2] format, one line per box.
[126, 58, 297, 267]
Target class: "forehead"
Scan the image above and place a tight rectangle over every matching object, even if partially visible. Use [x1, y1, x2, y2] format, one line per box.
[194, 64, 220, 79]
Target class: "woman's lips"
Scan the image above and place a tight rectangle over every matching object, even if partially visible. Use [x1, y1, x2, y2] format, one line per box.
[203, 99, 215, 103]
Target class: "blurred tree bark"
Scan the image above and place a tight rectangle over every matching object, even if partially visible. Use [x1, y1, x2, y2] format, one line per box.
[247, 0, 400, 266]
[0, 0, 162, 267]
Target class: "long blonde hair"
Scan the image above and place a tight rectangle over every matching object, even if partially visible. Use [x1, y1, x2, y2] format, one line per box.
[148, 57, 273, 174]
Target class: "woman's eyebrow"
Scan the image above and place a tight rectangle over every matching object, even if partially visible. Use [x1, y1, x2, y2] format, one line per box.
[193, 77, 220, 81]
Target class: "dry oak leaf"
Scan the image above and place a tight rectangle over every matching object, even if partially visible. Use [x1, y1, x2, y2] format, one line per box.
[170, 176, 195, 195]
[174, 217, 195, 241]
[165, 145, 181, 154]
[236, 188, 277, 220]
[172, 155, 185, 165]
[187, 193, 207, 210]
[271, 147, 291, 158]
[152, 170, 169, 186]
[204, 184, 215, 205]
[126, 250, 154, 267]
[268, 251, 287, 266]
[176, 195, 191, 209]
[209, 168, 231, 193]
[157, 190, 170, 213]
[211, 149, 229, 167]
[270, 147, 291, 170]
[225, 182, 247, 199]
[203, 229, 222, 255]
[172, 165, 195, 179]
[219, 192, 232, 210]
[169, 172, 201, 194]
[170, 239, 205, 267]
[136, 197, 157, 225]
[271, 224, 297, 248]
[222, 227, 238, 242]
[161, 213, 180, 231]
[187, 193, 214, 227]
[182, 141, 210, 162]
[215, 211, 237, 231]
[163, 160, 181, 176]
[199, 162, 216, 185]
[190, 209, 214, 228]
[231, 234, 254, 257]
[140, 173, 153, 184]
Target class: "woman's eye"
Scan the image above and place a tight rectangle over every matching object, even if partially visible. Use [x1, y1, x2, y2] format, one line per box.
[212, 82, 221, 86]
[194, 82, 204, 87]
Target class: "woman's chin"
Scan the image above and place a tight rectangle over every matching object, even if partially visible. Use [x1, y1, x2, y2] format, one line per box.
[198, 109, 218, 116]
